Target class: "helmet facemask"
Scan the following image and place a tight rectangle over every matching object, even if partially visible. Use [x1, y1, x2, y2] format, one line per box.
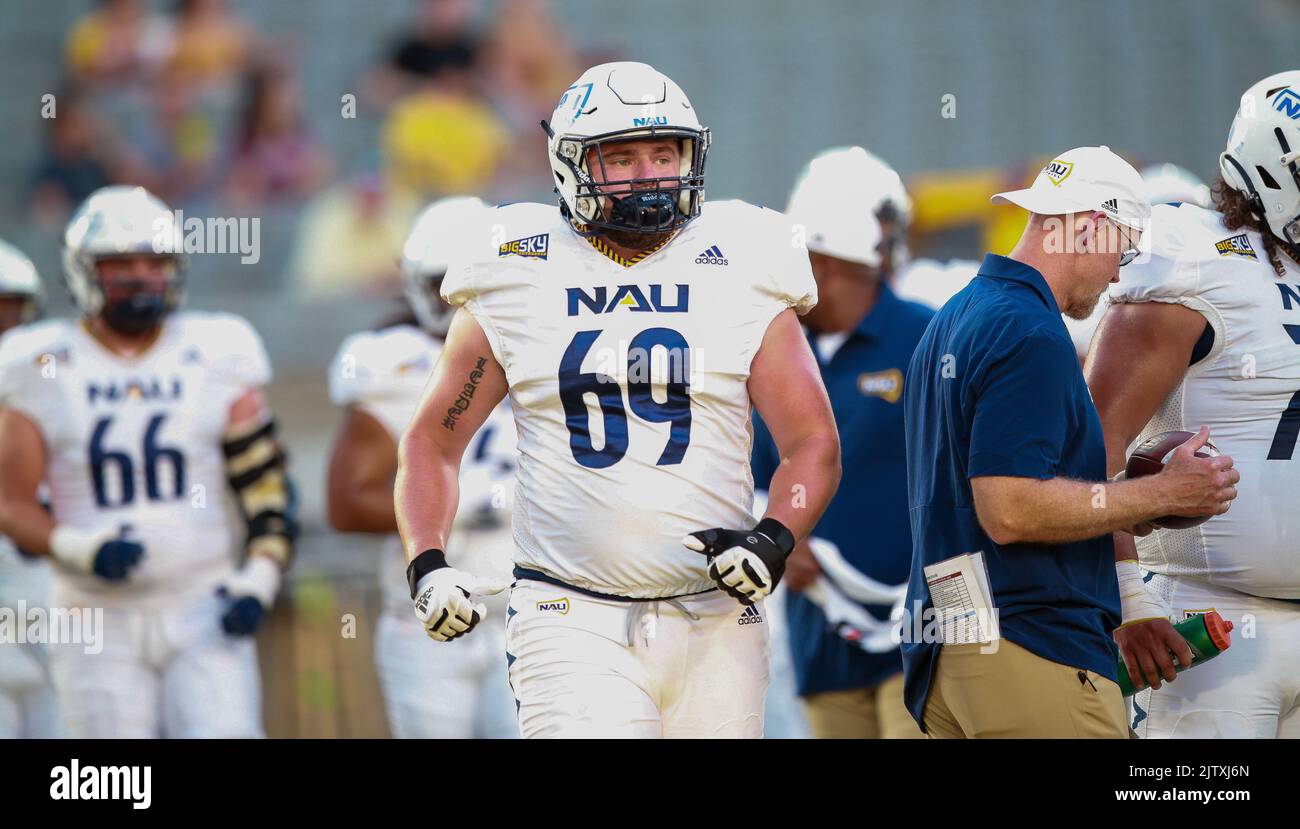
[547, 124, 710, 241]
[91, 254, 185, 335]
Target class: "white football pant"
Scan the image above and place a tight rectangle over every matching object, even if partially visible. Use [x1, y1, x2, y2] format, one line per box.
[1133, 573, 1300, 739]
[48, 591, 263, 738]
[506, 579, 770, 738]
[374, 611, 517, 739]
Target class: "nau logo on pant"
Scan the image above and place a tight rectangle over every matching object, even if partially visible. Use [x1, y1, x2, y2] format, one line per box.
[500, 234, 549, 260]
[536, 598, 569, 614]
[857, 368, 903, 403]
[566, 284, 689, 315]
[738, 605, 764, 626]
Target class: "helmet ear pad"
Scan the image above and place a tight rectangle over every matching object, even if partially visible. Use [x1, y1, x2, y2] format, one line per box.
[1220, 151, 1268, 221]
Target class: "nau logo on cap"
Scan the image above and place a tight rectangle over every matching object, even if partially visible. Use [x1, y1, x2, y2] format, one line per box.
[858, 368, 903, 403]
[1273, 87, 1300, 120]
[536, 598, 569, 614]
[500, 233, 549, 260]
[1215, 233, 1257, 260]
[1044, 159, 1074, 186]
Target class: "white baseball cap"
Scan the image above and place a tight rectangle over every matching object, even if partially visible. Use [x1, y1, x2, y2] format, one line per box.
[786, 147, 886, 267]
[992, 146, 1151, 229]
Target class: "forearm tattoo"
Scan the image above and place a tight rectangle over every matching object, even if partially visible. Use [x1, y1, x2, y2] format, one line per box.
[441, 357, 488, 431]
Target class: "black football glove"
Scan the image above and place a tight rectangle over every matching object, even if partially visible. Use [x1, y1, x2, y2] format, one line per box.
[682, 518, 796, 605]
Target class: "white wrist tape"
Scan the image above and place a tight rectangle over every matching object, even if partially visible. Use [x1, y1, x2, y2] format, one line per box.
[1116, 559, 1168, 627]
[48, 525, 116, 573]
[225, 556, 282, 608]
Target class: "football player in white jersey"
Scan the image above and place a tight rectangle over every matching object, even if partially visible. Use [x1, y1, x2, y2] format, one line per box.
[1087, 71, 1300, 738]
[327, 195, 519, 739]
[0, 186, 296, 738]
[394, 62, 841, 739]
[0, 239, 63, 739]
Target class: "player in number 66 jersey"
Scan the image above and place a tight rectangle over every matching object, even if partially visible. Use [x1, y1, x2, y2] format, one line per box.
[0, 186, 296, 738]
[394, 62, 842, 738]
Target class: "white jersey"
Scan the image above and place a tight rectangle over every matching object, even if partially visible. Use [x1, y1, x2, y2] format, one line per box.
[0, 312, 271, 610]
[441, 200, 817, 598]
[328, 324, 517, 614]
[1110, 202, 1300, 598]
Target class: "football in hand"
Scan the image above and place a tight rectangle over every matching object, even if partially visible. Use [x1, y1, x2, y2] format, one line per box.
[1124, 430, 1221, 529]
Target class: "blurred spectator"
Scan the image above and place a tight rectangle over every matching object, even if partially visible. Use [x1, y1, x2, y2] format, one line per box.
[483, 0, 578, 129]
[164, 0, 259, 95]
[65, 0, 171, 89]
[382, 67, 509, 199]
[225, 62, 332, 207]
[28, 89, 128, 228]
[289, 167, 421, 298]
[129, 76, 221, 205]
[365, 0, 482, 110]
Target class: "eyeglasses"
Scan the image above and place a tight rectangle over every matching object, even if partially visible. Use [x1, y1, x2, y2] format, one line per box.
[1108, 218, 1140, 267]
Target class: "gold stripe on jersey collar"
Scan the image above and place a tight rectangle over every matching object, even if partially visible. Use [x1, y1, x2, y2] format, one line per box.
[585, 233, 673, 268]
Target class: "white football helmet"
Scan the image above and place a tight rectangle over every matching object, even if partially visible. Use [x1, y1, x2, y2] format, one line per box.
[543, 62, 710, 235]
[63, 185, 184, 330]
[787, 147, 887, 268]
[1219, 70, 1300, 247]
[401, 195, 486, 337]
[1140, 163, 1211, 208]
[791, 146, 911, 269]
[0, 238, 42, 325]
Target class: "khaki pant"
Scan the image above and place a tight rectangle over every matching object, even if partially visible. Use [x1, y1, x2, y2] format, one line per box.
[803, 671, 925, 739]
[923, 639, 1129, 739]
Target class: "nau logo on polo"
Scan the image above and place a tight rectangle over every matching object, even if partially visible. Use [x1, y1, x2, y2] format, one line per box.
[567, 284, 689, 315]
[1273, 87, 1300, 120]
[500, 233, 549, 260]
[536, 598, 569, 614]
[1044, 159, 1074, 186]
[858, 368, 903, 403]
[1215, 233, 1257, 260]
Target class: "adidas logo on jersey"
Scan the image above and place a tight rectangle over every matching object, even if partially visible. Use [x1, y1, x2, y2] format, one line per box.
[737, 605, 764, 626]
[1215, 233, 1257, 260]
[695, 245, 728, 265]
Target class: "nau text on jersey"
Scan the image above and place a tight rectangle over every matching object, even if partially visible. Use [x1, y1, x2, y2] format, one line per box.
[566, 284, 689, 316]
[499, 233, 549, 260]
[87, 376, 183, 405]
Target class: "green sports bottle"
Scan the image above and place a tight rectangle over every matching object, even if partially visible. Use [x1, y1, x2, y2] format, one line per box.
[1117, 610, 1233, 697]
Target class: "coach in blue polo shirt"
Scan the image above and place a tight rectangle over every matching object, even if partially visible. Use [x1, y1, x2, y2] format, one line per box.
[754, 147, 933, 739]
[902, 146, 1239, 738]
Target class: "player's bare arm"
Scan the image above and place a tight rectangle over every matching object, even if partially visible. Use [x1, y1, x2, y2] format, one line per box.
[683, 307, 841, 606]
[327, 408, 399, 533]
[0, 407, 53, 555]
[748, 308, 842, 539]
[1086, 300, 1217, 689]
[395, 307, 508, 641]
[0, 404, 145, 579]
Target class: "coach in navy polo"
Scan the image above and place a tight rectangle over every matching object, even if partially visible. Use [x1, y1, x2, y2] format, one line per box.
[902, 147, 1190, 738]
[753, 147, 933, 739]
